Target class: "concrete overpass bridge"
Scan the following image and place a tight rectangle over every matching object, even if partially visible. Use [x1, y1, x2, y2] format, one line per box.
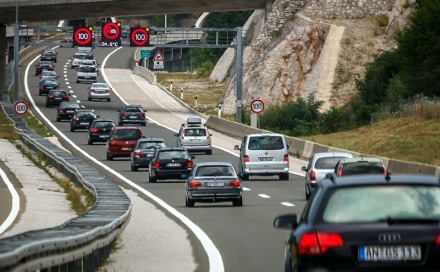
[0, 0, 269, 24]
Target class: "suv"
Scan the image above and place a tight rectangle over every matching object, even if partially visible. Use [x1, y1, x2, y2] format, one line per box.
[117, 104, 146, 126]
[148, 147, 194, 183]
[76, 65, 97, 83]
[70, 109, 98, 132]
[175, 116, 212, 155]
[234, 133, 289, 180]
[301, 152, 353, 200]
[333, 156, 387, 176]
[274, 174, 440, 271]
[106, 126, 143, 160]
[88, 119, 115, 145]
[130, 138, 167, 171]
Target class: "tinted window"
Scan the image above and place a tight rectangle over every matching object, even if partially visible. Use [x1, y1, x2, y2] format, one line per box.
[195, 166, 234, 177]
[158, 151, 187, 160]
[95, 122, 114, 128]
[248, 136, 284, 150]
[322, 186, 440, 223]
[315, 157, 347, 169]
[139, 141, 166, 149]
[80, 66, 96, 72]
[340, 162, 384, 176]
[113, 129, 140, 140]
[184, 128, 206, 136]
[124, 107, 142, 112]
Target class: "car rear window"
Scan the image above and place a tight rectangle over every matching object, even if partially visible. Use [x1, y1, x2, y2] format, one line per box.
[322, 185, 440, 223]
[95, 122, 114, 128]
[315, 157, 347, 169]
[139, 141, 166, 149]
[113, 129, 141, 140]
[79, 66, 96, 72]
[247, 136, 284, 150]
[195, 166, 234, 177]
[158, 150, 187, 160]
[124, 107, 142, 112]
[184, 128, 206, 136]
[339, 162, 384, 176]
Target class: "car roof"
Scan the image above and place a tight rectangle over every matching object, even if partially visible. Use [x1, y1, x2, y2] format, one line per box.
[322, 173, 440, 188]
[113, 126, 141, 130]
[157, 147, 187, 152]
[246, 133, 284, 137]
[313, 152, 354, 159]
[138, 137, 165, 142]
[93, 119, 114, 122]
[194, 161, 234, 167]
[338, 156, 383, 164]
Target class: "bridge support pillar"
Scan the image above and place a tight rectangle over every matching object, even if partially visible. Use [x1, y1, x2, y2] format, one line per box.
[0, 24, 6, 98]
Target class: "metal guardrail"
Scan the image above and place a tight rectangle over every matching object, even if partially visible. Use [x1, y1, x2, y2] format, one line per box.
[0, 62, 132, 271]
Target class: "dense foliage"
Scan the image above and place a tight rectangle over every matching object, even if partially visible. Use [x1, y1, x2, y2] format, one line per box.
[257, 0, 440, 136]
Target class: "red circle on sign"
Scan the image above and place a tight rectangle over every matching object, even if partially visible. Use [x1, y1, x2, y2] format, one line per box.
[102, 22, 120, 40]
[13, 100, 29, 115]
[74, 27, 92, 46]
[250, 99, 265, 114]
[130, 28, 149, 46]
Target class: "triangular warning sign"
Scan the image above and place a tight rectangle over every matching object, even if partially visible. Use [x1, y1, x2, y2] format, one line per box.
[153, 50, 164, 61]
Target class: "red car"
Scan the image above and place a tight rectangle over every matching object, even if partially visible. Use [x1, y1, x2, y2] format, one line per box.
[106, 126, 143, 160]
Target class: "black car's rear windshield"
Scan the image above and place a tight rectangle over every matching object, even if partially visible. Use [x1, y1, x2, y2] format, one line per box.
[94, 121, 114, 128]
[124, 107, 142, 112]
[195, 166, 235, 177]
[158, 150, 188, 160]
[321, 185, 440, 223]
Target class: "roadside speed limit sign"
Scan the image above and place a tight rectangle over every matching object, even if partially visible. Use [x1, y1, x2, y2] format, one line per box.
[250, 99, 265, 114]
[13, 100, 29, 115]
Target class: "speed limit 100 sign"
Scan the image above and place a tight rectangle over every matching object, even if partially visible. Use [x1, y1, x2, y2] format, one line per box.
[250, 99, 265, 114]
[13, 100, 29, 115]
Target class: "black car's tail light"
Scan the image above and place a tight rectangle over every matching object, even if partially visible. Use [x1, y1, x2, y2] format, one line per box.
[39, 86, 43, 90]
[90, 128, 98, 133]
[229, 180, 241, 187]
[187, 161, 193, 167]
[153, 162, 160, 168]
[48, 95, 53, 99]
[134, 150, 142, 156]
[436, 234, 440, 245]
[298, 232, 343, 255]
[58, 109, 64, 113]
[189, 180, 201, 188]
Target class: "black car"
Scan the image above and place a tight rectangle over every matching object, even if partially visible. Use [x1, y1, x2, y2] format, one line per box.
[87, 119, 115, 145]
[148, 147, 194, 183]
[39, 79, 59, 96]
[117, 104, 146, 126]
[70, 109, 98, 132]
[56, 101, 82, 122]
[274, 173, 440, 272]
[45, 90, 69, 107]
[40, 49, 57, 62]
[130, 138, 167, 171]
[35, 61, 54, 76]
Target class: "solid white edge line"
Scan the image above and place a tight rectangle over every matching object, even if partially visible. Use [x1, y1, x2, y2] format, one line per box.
[258, 194, 270, 199]
[0, 168, 20, 235]
[25, 48, 225, 272]
[281, 202, 295, 207]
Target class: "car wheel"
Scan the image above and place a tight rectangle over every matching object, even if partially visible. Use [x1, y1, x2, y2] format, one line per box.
[131, 164, 138, 171]
[149, 173, 157, 183]
[88, 139, 93, 145]
[76, 80, 79, 83]
[88, 97, 91, 101]
[107, 98, 111, 102]
[45, 102, 49, 107]
[206, 150, 212, 155]
[186, 195, 194, 207]
[56, 116, 60, 122]
[242, 173, 249, 181]
[106, 152, 113, 161]
[279, 173, 289, 180]
[70, 126, 75, 132]
[305, 184, 310, 200]
[38, 91, 42, 96]
[233, 198, 243, 207]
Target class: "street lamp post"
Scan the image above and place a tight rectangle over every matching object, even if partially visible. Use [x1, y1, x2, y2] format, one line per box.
[13, 0, 19, 102]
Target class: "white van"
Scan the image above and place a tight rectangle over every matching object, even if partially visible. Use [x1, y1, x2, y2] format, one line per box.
[76, 65, 97, 83]
[234, 133, 290, 180]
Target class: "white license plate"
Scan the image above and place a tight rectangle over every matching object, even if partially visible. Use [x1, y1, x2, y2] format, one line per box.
[190, 139, 202, 142]
[259, 157, 273, 161]
[147, 153, 153, 157]
[167, 163, 181, 167]
[358, 245, 421, 261]
[66, 110, 74, 113]
[206, 182, 224, 187]
[129, 116, 137, 119]
[55, 97, 61, 100]
[80, 122, 89, 125]
[99, 135, 108, 138]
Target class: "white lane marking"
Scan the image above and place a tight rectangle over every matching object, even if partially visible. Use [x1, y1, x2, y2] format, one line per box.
[72, 95, 77, 98]
[281, 202, 295, 207]
[67, 86, 72, 89]
[64, 75, 67, 77]
[25, 49, 224, 272]
[258, 194, 270, 199]
[76, 100, 80, 103]
[65, 82, 69, 85]
[242, 187, 251, 191]
[0, 168, 20, 235]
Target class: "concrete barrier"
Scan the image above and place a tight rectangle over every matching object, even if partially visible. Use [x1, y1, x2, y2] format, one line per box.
[206, 115, 440, 175]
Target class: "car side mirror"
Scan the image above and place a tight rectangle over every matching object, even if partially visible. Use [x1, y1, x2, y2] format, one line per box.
[234, 145, 240, 150]
[301, 166, 307, 172]
[273, 214, 298, 230]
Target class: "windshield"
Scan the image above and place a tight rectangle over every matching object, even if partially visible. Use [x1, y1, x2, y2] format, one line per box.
[158, 151, 187, 160]
[139, 141, 166, 149]
[248, 136, 284, 150]
[315, 157, 347, 169]
[322, 185, 440, 223]
[195, 166, 235, 177]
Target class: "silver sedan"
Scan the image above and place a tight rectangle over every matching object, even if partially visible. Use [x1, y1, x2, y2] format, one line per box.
[87, 83, 112, 102]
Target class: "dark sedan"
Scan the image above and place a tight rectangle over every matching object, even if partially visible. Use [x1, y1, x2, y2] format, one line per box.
[148, 148, 194, 183]
[45, 90, 69, 107]
[34, 61, 54, 76]
[40, 49, 57, 62]
[56, 101, 83, 122]
[184, 162, 243, 207]
[88, 119, 115, 145]
[70, 109, 98, 132]
[274, 173, 440, 272]
[38, 79, 59, 96]
[130, 138, 167, 171]
[117, 104, 146, 126]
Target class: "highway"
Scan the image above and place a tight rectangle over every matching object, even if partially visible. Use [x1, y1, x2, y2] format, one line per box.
[22, 46, 309, 272]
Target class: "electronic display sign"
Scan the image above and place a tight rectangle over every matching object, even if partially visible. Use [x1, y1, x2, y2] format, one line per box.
[101, 22, 121, 47]
[73, 26, 93, 47]
[130, 27, 150, 47]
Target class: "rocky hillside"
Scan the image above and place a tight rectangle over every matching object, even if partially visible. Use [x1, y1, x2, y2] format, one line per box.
[214, 0, 417, 114]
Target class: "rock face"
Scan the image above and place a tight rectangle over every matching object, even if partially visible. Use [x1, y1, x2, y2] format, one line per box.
[217, 0, 410, 114]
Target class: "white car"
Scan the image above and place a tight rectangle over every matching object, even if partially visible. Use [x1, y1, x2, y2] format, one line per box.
[88, 82, 111, 101]
[77, 65, 97, 84]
